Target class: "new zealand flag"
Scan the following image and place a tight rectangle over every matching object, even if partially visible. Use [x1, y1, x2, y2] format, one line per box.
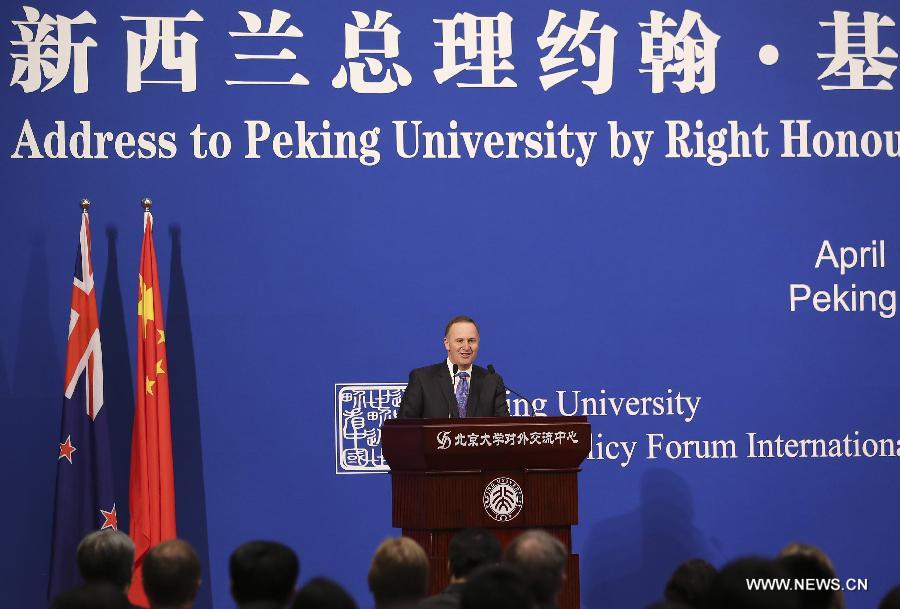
[47, 212, 117, 600]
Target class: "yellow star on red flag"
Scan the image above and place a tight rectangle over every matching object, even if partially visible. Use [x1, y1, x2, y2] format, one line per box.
[138, 274, 155, 338]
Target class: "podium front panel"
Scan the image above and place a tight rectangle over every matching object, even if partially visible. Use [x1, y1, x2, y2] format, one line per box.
[391, 469, 580, 529]
[382, 417, 591, 609]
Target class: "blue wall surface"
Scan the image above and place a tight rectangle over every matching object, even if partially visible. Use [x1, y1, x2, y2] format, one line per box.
[2, 1, 898, 608]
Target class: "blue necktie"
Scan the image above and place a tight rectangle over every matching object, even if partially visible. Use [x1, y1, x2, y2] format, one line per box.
[455, 371, 470, 417]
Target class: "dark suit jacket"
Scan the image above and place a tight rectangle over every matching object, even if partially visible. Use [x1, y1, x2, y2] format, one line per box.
[418, 582, 464, 609]
[397, 362, 509, 419]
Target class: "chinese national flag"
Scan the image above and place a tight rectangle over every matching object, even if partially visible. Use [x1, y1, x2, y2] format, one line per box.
[128, 211, 176, 607]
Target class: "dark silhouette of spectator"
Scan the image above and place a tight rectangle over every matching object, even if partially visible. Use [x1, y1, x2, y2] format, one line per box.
[645, 603, 692, 609]
[142, 539, 201, 609]
[459, 565, 535, 609]
[778, 543, 844, 609]
[419, 529, 501, 609]
[52, 583, 130, 609]
[230, 541, 300, 609]
[504, 530, 567, 609]
[664, 558, 717, 608]
[76, 530, 135, 594]
[879, 586, 900, 609]
[292, 577, 358, 609]
[368, 537, 429, 609]
[62, 530, 139, 608]
[706, 557, 798, 609]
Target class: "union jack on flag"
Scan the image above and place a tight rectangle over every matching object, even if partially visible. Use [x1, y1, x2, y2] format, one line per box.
[48, 209, 117, 601]
[64, 213, 104, 416]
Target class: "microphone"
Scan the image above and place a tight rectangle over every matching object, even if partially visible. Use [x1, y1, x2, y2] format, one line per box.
[486, 364, 532, 403]
[450, 364, 459, 418]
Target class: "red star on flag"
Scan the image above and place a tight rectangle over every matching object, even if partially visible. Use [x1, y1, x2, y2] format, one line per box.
[58, 435, 77, 464]
[100, 504, 118, 530]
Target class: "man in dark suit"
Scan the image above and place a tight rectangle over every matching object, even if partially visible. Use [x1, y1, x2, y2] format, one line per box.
[397, 316, 509, 419]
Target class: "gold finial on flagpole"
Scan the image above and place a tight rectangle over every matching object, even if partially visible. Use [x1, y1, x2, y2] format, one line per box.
[141, 197, 153, 212]
[80, 198, 91, 213]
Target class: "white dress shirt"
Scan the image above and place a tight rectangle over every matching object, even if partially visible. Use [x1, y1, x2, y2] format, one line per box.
[446, 357, 473, 393]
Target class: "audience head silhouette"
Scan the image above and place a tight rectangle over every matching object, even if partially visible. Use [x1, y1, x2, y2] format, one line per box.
[504, 530, 567, 608]
[777, 543, 843, 609]
[449, 529, 502, 581]
[663, 558, 716, 609]
[230, 540, 300, 608]
[76, 529, 134, 592]
[292, 576, 358, 609]
[143, 539, 201, 609]
[879, 586, 900, 609]
[460, 565, 534, 609]
[706, 557, 798, 609]
[367, 537, 429, 609]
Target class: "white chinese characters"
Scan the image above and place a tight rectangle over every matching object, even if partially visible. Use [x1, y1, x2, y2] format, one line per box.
[435, 429, 580, 449]
[10, 6, 96, 93]
[434, 12, 516, 88]
[538, 10, 617, 94]
[818, 11, 897, 90]
[227, 10, 308, 86]
[8, 7, 899, 95]
[639, 10, 720, 94]
[333, 10, 411, 93]
[122, 11, 204, 93]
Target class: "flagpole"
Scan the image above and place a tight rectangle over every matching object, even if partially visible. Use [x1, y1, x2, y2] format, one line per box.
[141, 197, 152, 229]
[80, 198, 90, 213]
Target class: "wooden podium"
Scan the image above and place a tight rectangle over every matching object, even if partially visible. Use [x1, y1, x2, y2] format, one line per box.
[381, 416, 591, 609]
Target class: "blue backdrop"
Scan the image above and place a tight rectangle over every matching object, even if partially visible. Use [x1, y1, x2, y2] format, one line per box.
[2, 1, 898, 608]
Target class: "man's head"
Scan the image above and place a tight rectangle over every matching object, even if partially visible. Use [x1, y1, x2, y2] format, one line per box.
[879, 586, 900, 609]
[444, 316, 479, 371]
[664, 558, 717, 608]
[503, 530, 567, 605]
[707, 557, 798, 609]
[367, 537, 429, 608]
[76, 530, 135, 592]
[777, 544, 840, 609]
[142, 539, 201, 609]
[229, 541, 299, 607]
[449, 529, 502, 582]
[460, 565, 534, 609]
[292, 577, 359, 609]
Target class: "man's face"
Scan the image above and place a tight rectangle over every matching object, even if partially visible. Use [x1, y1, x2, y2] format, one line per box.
[444, 322, 479, 370]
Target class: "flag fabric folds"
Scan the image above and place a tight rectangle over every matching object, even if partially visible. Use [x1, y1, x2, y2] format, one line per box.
[48, 211, 116, 600]
[128, 210, 177, 607]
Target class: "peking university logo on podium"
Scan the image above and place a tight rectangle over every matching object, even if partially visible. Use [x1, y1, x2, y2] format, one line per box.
[483, 477, 525, 522]
[334, 383, 405, 474]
